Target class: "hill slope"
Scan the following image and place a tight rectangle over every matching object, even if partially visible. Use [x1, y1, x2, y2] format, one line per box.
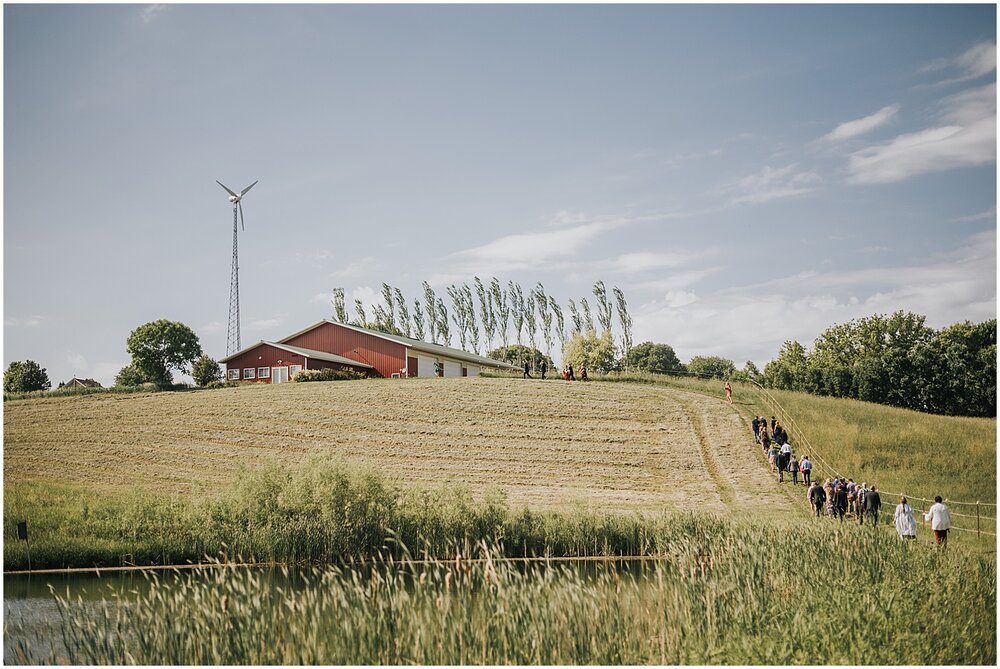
[4, 377, 793, 515]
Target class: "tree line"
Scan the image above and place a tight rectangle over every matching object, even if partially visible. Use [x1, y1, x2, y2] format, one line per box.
[753, 311, 995, 418]
[332, 279, 635, 373]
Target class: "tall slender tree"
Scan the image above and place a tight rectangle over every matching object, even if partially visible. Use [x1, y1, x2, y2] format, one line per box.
[475, 277, 495, 352]
[593, 280, 613, 336]
[394, 287, 411, 337]
[613, 286, 632, 373]
[447, 285, 469, 350]
[535, 283, 554, 365]
[567, 299, 582, 334]
[380, 283, 397, 332]
[491, 277, 511, 354]
[353, 299, 368, 328]
[436, 298, 451, 346]
[580, 297, 594, 333]
[549, 296, 566, 360]
[331, 287, 347, 323]
[423, 282, 439, 344]
[508, 281, 526, 348]
[412, 299, 426, 341]
[524, 291, 538, 369]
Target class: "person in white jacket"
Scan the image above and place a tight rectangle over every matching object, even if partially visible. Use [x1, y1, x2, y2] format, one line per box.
[923, 496, 952, 545]
[894, 496, 916, 540]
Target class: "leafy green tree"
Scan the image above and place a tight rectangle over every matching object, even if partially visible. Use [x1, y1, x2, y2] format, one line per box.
[114, 363, 146, 387]
[191, 355, 223, 387]
[4, 360, 51, 393]
[627, 342, 684, 375]
[487, 344, 553, 371]
[126, 320, 203, 388]
[733, 360, 762, 384]
[563, 330, 616, 374]
[914, 319, 996, 417]
[687, 355, 736, 380]
[763, 341, 810, 390]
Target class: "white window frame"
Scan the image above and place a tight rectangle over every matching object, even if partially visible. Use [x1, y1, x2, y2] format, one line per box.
[244, 368, 256, 380]
[289, 364, 302, 379]
[258, 367, 270, 378]
[228, 369, 240, 381]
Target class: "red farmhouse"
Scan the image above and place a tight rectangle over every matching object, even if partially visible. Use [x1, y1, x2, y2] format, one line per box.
[220, 320, 519, 383]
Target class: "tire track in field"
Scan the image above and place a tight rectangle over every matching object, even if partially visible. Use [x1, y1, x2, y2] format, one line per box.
[673, 395, 736, 507]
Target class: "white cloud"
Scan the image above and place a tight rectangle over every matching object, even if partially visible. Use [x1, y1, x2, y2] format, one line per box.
[140, 4, 167, 25]
[823, 105, 900, 142]
[636, 268, 721, 292]
[729, 164, 821, 204]
[951, 205, 996, 224]
[4, 315, 45, 328]
[633, 230, 995, 366]
[956, 42, 997, 80]
[847, 83, 995, 184]
[602, 251, 691, 274]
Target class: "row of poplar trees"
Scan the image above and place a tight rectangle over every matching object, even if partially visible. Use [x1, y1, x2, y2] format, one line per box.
[330, 279, 633, 371]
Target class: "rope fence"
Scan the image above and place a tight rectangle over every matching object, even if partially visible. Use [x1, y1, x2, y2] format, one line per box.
[740, 380, 997, 538]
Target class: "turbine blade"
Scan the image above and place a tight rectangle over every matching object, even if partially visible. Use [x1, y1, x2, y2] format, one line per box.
[240, 180, 259, 196]
[239, 201, 245, 231]
[216, 180, 238, 198]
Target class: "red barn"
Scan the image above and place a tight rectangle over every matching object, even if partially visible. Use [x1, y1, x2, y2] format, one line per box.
[220, 320, 519, 383]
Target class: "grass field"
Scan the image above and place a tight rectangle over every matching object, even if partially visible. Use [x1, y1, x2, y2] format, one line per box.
[4, 376, 791, 515]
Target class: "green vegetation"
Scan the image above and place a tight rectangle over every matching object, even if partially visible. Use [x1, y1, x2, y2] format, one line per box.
[6, 460, 677, 571]
[14, 519, 994, 665]
[292, 367, 367, 382]
[3, 360, 51, 393]
[125, 319, 203, 387]
[562, 329, 616, 372]
[190, 355, 223, 387]
[686, 355, 737, 380]
[626, 341, 684, 375]
[763, 311, 995, 417]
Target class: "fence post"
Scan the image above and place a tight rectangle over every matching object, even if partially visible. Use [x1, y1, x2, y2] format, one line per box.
[977, 501, 980, 538]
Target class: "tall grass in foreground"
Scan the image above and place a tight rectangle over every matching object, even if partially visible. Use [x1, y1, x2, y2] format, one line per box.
[5, 460, 667, 570]
[12, 521, 994, 665]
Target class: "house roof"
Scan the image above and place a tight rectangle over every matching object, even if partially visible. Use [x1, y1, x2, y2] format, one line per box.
[279, 319, 521, 370]
[219, 340, 374, 369]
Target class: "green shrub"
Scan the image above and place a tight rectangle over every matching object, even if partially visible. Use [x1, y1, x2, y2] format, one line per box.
[292, 367, 366, 382]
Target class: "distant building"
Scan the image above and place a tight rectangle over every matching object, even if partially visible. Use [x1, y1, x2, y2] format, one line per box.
[220, 320, 519, 383]
[58, 377, 103, 389]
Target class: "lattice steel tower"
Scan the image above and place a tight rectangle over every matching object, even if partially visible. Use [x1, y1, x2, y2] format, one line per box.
[216, 180, 258, 356]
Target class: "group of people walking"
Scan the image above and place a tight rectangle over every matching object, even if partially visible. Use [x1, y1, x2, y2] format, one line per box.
[523, 361, 588, 381]
[750, 416, 954, 544]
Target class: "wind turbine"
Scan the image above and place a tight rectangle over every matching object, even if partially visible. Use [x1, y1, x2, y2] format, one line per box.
[217, 179, 258, 356]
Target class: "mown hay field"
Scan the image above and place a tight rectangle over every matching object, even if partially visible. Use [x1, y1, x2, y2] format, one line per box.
[4, 377, 793, 516]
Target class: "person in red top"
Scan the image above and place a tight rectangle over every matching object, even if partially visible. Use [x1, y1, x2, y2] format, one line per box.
[725, 382, 732, 404]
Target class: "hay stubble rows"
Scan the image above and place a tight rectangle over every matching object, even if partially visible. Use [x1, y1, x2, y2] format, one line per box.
[5, 377, 795, 514]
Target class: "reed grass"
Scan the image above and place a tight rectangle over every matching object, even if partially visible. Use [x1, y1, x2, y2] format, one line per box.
[18, 519, 995, 665]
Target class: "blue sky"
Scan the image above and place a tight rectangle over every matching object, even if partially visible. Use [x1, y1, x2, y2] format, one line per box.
[4, 4, 996, 386]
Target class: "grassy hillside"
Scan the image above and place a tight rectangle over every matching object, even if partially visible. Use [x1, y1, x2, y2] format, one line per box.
[598, 373, 997, 539]
[4, 377, 787, 515]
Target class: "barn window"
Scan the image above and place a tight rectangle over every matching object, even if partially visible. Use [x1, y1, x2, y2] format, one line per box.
[228, 369, 240, 381]
[244, 368, 256, 379]
[258, 367, 270, 378]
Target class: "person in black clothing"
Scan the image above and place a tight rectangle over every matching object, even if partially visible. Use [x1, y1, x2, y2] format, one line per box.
[752, 416, 760, 440]
[834, 485, 848, 522]
[523, 361, 532, 379]
[770, 416, 777, 433]
[568, 364, 575, 381]
[809, 483, 826, 517]
[866, 486, 882, 526]
[540, 360, 547, 380]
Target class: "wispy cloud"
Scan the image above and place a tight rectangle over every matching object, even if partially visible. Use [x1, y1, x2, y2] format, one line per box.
[140, 4, 167, 25]
[66, 351, 88, 371]
[634, 230, 996, 365]
[601, 251, 691, 275]
[822, 105, 900, 142]
[846, 83, 995, 184]
[247, 318, 283, 332]
[4, 315, 45, 328]
[923, 41, 997, 86]
[728, 164, 821, 204]
[951, 205, 996, 224]
[200, 321, 225, 335]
